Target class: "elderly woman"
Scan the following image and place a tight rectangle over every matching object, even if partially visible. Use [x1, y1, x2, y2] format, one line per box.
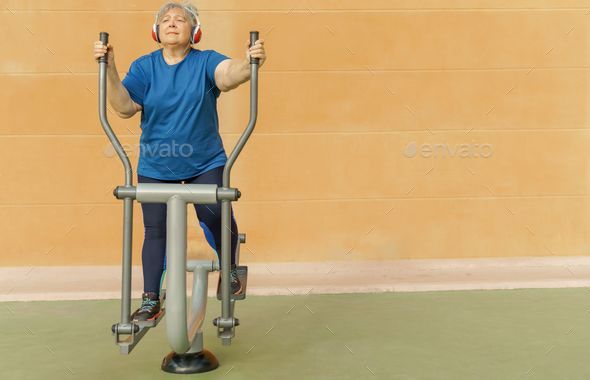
[93, 1, 266, 321]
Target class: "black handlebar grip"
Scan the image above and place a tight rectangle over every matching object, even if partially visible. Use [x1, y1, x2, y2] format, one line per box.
[249, 31, 259, 64]
[99, 32, 109, 63]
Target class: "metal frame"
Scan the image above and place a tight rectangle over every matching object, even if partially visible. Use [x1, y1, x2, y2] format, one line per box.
[217, 31, 260, 344]
[98, 31, 259, 356]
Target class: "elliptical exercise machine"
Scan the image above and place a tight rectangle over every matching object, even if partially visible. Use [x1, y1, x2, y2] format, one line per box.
[98, 31, 260, 374]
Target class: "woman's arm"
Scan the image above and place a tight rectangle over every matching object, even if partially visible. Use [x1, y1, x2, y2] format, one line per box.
[214, 39, 266, 92]
[94, 42, 142, 119]
[214, 58, 249, 92]
[106, 61, 142, 119]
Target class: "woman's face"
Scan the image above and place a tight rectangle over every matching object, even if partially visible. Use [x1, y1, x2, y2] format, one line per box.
[158, 8, 192, 46]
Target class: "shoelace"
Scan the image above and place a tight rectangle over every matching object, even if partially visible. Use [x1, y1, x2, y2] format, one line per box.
[230, 269, 239, 283]
[139, 299, 158, 312]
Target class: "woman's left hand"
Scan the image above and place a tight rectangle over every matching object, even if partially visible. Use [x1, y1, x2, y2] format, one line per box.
[246, 39, 266, 67]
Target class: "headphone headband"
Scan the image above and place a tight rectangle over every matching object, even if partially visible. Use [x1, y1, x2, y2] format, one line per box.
[151, 5, 202, 44]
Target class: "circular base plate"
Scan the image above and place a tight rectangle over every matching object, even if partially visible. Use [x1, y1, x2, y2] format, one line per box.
[161, 349, 219, 374]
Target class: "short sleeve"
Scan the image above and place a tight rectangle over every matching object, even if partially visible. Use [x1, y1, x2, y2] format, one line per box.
[121, 60, 147, 106]
[205, 50, 230, 92]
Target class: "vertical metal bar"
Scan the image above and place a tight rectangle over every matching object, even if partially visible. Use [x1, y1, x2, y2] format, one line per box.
[120, 198, 133, 324]
[98, 32, 134, 325]
[220, 199, 232, 320]
[166, 195, 190, 353]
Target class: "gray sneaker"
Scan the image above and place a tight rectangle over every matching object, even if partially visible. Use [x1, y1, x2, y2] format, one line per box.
[217, 266, 243, 296]
[131, 292, 161, 321]
[230, 266, 243, 295]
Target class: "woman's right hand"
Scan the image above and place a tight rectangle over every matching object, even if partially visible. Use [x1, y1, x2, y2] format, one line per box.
[94, 41, 114, 64]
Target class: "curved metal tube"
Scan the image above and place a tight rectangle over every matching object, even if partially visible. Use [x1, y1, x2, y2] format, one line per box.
[219, 31, 259, 340]
[98, 32, 134, 326]
[98, 32, 133, 187]
[221, 63, 258, 188]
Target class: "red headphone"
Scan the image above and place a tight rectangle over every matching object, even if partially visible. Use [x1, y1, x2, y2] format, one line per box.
[151, 6, 202, 44]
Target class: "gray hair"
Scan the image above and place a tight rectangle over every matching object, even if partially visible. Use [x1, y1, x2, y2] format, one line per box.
[156, 1, 199, 27]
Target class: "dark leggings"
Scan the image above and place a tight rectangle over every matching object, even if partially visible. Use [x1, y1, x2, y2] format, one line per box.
[138, 165, 239, 295]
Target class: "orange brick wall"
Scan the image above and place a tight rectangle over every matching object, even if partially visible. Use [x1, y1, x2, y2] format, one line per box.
[1, 0, 589, 265]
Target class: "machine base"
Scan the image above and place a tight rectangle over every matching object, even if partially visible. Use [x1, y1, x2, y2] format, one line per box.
[161, 350, 219, 374]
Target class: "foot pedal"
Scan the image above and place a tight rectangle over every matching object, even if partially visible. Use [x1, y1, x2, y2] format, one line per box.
[134, 308, 166, 329]
[217, 266, 248, 301]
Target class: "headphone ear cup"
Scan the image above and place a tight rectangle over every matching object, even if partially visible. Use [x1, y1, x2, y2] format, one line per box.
[152, 24, 160, 43]
[192, 26, 202, 44]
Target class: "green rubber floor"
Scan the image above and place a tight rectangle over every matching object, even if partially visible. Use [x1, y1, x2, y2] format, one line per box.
[2, 289, 590, 379]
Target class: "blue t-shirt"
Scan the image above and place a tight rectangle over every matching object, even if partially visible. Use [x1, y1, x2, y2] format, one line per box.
[122, 48, 229, 180]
